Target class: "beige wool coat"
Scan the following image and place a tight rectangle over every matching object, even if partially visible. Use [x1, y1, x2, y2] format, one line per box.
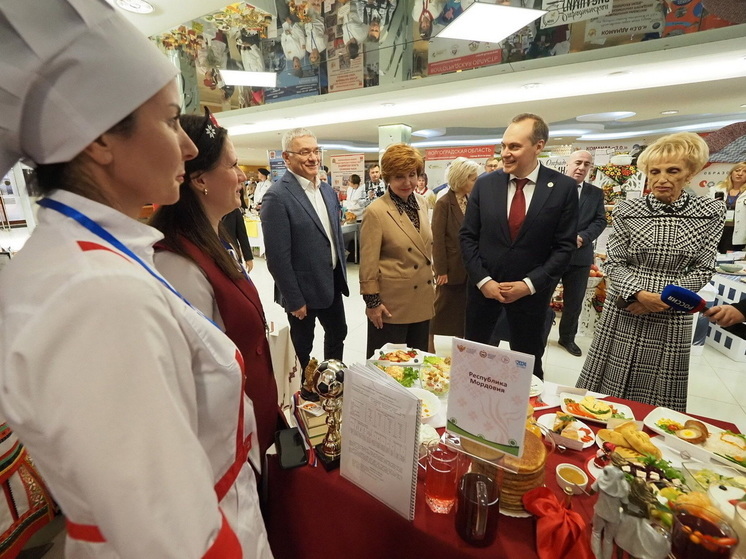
[359, 192, 435, 325]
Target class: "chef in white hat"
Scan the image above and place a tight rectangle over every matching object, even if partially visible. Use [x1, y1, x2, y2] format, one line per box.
[0, 1, 273, 557]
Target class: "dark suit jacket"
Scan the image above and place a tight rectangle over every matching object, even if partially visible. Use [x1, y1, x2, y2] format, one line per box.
[460, 165, 579, 295]
[432, 189, 467, 285]
[570, 182, 607, 267]
[261, 171, 349, 312]
[734, 298, 746, 317]
[221, 208, 253, 262]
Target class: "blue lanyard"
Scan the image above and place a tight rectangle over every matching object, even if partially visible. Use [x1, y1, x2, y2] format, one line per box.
[221, 238, 251, 281]
[38, 197, 219, 328]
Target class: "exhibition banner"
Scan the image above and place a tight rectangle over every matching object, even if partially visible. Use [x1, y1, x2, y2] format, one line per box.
[424, 145, 496, 188]
[330, 153, 366, 191]
[541, 0, 612, 28]
[267, 150, 288, 182]
[584, 0, 665, 41]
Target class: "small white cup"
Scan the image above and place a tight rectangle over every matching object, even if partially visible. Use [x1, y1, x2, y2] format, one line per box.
[556, 463, 588, 495]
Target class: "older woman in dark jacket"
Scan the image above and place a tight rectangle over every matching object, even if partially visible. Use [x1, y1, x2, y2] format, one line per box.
[430, 157, 480, 343]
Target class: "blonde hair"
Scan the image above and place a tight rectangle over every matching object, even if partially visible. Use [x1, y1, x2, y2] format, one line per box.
[718, 161, 746, 193]
[380, 143, 424, 184]
[637, 132, 709, 176]
[446, 157, 480, 193]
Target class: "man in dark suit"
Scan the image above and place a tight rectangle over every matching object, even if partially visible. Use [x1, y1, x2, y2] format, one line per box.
[221, 207, 254, 272]
[261, 128, 349, 372]
[557, 150, 607, 356]
[460, 113, 578, 380]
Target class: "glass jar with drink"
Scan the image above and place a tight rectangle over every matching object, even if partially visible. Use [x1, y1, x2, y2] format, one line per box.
[670, 503, 739, 559]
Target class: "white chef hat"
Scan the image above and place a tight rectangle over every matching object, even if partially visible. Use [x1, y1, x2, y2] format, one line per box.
[0, 0, 178, 177]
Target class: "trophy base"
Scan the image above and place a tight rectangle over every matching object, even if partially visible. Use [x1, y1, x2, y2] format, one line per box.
[300, 388, 319, 402]
[314, 445, 340, 471]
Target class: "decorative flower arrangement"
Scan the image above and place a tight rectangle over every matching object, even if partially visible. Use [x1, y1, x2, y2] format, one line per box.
[597, 164, 638, 186]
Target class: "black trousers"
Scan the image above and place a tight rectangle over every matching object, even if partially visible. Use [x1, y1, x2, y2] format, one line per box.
[287, 265, 348, 372]
[559, 264, 590, 343]
[366, 319, 430, 360]
[464, 284, 552, 380]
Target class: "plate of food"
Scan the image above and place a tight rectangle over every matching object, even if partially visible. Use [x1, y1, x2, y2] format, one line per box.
[371, 362, 420, 388]
[560, 393, 635, 425]
[680, 462, 746, 517]
[409, 388, 441, 422]
[716, 263, 746, 275]
[537, 412, 595, 449]
[373, 344, 431, 366]
[419, 355, 451, 396]
[643, 407, 746, 474]
[595, 420, 664, 463]
[530, 392, 561, 411]
[530, 375, 544, 397]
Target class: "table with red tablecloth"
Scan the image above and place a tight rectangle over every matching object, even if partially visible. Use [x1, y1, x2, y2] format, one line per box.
[264, 397, 739, 559]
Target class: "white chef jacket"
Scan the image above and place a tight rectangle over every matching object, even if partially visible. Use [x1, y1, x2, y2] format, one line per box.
[304, 19, 326, 55]
[345, 185, 368, 220]
[0, 191, 272, 559]
[253, 179, 272, 207]
[241, 45, 266, 73]
[280, 21, 305, 62]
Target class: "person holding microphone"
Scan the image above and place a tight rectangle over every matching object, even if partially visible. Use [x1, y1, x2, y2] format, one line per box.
[706, 299, 746, 339]
[576, 132, 724, 412]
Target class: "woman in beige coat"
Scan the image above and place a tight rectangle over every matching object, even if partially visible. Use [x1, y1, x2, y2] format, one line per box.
[360, 144, 435, 358]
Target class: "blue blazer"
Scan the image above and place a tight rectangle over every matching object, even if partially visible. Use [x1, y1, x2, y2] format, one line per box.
[261, 171, 349, 312]
[460, 165, 579, 295]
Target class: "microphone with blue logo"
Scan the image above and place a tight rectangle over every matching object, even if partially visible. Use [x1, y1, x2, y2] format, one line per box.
[661, 284, 709, 314]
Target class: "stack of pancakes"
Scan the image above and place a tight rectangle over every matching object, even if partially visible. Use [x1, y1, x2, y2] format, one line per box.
[461, 430, 548, 515]
[501, 431, 548, 514]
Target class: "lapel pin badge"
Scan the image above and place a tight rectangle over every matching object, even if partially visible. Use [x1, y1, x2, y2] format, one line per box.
[548, 182, 554, 188]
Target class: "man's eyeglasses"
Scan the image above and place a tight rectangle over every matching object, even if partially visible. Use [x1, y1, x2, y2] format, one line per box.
[286, 148, 322, 158]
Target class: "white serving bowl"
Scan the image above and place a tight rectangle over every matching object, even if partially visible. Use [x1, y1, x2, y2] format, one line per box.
[409, 387, 441, 420]
[556, 463, 589, 495]
[719, 263, 744, 273]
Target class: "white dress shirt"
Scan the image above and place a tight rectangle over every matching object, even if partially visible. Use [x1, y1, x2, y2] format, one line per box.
[289, 170, 338, 269]
[505, 162, 540, 220]
[478, 162, 542, 294]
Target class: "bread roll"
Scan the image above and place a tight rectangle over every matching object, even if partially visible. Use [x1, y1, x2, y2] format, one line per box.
[614, 421, 638, 434]
[613, 447, 644, 461]
[598, 429, 629, 447]
[621, 428, 661, 459]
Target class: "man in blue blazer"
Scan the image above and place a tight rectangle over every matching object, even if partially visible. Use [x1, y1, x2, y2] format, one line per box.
[261, 128, 349, 372]
[557, 150, 607, 357]
[460, 114, 578, 380]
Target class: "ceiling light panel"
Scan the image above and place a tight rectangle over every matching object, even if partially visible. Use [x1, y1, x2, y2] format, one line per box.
[435, 3, 546, 44]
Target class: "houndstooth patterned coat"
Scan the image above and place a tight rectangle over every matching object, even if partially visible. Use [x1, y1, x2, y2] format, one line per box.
[576, 192, 725, 412]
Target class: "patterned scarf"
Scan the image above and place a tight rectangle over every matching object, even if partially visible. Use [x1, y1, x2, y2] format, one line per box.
[389, 190, 421, 231]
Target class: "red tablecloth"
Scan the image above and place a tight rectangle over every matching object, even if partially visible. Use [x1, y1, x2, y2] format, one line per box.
[264, 397, 739, 559]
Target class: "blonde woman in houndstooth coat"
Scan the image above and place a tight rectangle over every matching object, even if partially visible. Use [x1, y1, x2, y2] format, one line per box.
[576, 133, 725, 412]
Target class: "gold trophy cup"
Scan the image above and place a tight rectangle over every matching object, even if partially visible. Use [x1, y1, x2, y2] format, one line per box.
[313, 359, 345, 470]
